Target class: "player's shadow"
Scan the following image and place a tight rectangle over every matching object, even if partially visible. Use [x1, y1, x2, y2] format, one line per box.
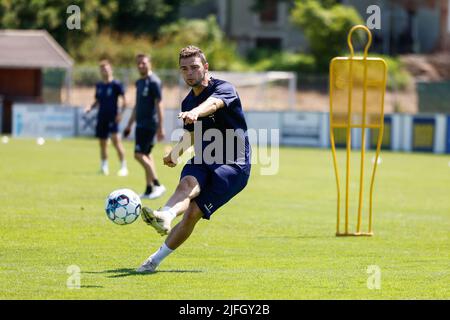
[256, 235, 332, 239]
[85, 268, 204, 278]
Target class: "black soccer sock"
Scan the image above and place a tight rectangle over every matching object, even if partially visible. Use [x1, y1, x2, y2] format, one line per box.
[145, 185, 153, 195]
[153, 179, 160, 187]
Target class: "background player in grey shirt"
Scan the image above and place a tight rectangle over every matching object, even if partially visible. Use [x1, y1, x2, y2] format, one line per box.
[124, 54, 165, 199]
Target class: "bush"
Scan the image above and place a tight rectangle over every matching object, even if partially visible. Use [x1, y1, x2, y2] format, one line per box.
[71, 16, 247, 71]
[251, 51, 317, 74]
[290, 0, 363, 72]
[375, 55, 412, 91]
[152, 15, 247, 71]
[73, 31, 153, 67]
[72, 66, 101, 87]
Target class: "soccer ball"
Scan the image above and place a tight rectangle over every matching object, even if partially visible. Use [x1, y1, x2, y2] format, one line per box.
[105, 189, 141, 225]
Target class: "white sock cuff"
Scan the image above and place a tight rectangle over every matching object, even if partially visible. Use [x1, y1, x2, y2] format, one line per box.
[150, 242, 174, 266]
[161, 206, 176, 219]
[161, 242, 174, 253]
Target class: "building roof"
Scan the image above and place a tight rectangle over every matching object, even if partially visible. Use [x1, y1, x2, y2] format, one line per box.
[0, 29, 73, 69]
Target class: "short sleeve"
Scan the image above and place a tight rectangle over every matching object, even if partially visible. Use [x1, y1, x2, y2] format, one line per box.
[210, 82, 238, 107]
[94, 84, 99, 100]
[153, 81, 162, 101]
[116, 81, 125, 96]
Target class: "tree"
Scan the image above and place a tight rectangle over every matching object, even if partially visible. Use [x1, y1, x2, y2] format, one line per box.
[290, 0, 363, 71]
[153, 15, 245, 70]
[113, 0, 186, 35]
[0, 0, 116, 56]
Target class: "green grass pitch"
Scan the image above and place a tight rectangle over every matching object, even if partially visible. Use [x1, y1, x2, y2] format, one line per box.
[0, 137, 449, 299]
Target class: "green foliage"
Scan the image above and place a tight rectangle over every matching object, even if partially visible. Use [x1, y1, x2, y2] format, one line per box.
[0, 0, 117, 57]
[113, 0, 185, 34]
[0, 0, 186, 59]
[252, 0, 335, 12]
[361, 54, 412, 91]
[72, 16, 247, 72]
[380, 55, 412, 91]
[290, 0, 363, 71]
[249, 50, 411, 91]
[251, 51, 316, 74]
[72, 66, 101, 86]
[152, 16, 246, 71]
[0, 0, 412, 90]
[73, 31, 153, 67]
[72, 64, 140, 87]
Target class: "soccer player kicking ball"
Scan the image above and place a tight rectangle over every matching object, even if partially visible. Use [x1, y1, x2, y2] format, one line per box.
[136, 46, 251, 273]
[85, 59, 128, 176]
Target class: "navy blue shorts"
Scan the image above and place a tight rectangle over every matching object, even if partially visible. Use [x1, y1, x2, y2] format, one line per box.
[180, 163, 250, 219]
[134, 127, 156, 155]
[95, 119, 118, 139]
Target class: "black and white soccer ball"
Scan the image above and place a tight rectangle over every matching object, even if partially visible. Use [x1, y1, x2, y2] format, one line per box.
[105, 189, 141, 225]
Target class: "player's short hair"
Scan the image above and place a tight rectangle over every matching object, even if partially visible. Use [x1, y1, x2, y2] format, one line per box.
[99, 59, 111, 67]
[179, 45, 207, 64]
[136, 53, 151, 62]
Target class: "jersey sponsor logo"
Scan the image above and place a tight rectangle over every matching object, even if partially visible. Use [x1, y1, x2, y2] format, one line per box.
[142, 86, 149, 97]
[142, 78, 150, 97]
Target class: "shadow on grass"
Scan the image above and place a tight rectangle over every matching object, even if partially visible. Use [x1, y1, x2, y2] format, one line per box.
[84, 268, 204, 278]
[80, 285, 104, 288]
[256, 235, 333, 239]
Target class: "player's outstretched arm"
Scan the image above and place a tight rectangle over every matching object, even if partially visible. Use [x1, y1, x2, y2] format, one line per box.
[163, 131, 194, 167]
[178, 97, 224, 125]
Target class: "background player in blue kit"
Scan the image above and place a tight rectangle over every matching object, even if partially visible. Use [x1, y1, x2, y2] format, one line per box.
[124, 54, 166, 200]
[85, 59, 128, 176]
[136, 46, 251, 273]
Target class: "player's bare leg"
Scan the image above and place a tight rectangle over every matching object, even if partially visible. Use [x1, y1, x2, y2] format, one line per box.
[141, 176, 200, 234]
[134, 153, 155, 185]
[165, 201, 203, 249]
[111, 133, 125, 163]
[111, 133, 128, 176]
[137, 199, 202, 273]
[165, 175, 201, 215]
[135, 153, 166, 199]
[135, 152, 155, 190]
[99, 139, 109, 175]
[147, 154, 159, 181]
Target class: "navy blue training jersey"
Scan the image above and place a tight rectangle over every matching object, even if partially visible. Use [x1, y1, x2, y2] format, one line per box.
[182, 78, 251, 175]
[95, 80, 125, 121]
[135, 74, 162, 129]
